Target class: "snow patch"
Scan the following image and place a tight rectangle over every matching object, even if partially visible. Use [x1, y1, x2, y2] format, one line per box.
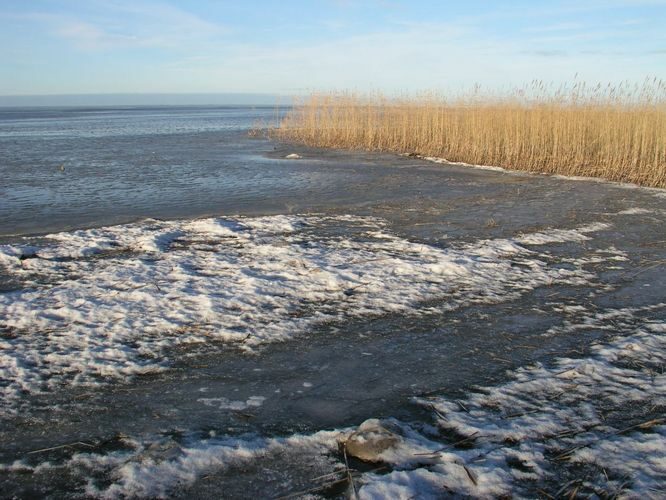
[3, 305, 663, 498]
[0, 215, 614, 413]
[1, 430, 343, 499]
[516, 223, 609, 245]
[197, 396, 266, 411]
[617, 207, 653, 215]
[357, 304, 666, 498]
[410, 154, 666, 196]
[418, 155, 506, 172]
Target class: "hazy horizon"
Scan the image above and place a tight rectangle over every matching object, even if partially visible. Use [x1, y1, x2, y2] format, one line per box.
[0, 92, 287, 107]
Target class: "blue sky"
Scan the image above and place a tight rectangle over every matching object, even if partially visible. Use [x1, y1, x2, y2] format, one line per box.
[1, 0, 665, 97]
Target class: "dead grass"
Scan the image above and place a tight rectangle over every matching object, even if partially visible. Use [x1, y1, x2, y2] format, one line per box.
[275, 80, 666, 188]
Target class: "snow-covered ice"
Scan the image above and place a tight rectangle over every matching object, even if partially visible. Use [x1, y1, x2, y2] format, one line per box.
[3, 305, 662, 499]
[0, 214, 614, 413]
[197, 395, 266, 411]
[617, 207, 654, 215]
[358, 305, 666, 499]
[1, 209, 664, 498]
[1, 429, 344, 499]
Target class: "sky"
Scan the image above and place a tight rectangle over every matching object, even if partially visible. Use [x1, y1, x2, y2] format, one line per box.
[1, 0, 665, 101]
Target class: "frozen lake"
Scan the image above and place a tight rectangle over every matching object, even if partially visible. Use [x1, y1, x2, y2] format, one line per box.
[0, 107, 665, 498]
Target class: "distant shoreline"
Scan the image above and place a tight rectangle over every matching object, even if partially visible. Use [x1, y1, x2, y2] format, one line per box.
[0, 93, 292, 107]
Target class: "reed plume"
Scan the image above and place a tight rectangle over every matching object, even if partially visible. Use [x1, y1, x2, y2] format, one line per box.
[277, 79, 666, 188]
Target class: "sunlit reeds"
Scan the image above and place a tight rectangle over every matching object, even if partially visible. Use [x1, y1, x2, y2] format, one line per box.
[276, 79, 666, 188]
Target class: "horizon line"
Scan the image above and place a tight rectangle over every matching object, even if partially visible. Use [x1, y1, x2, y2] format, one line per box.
[0, 92, 296, 107]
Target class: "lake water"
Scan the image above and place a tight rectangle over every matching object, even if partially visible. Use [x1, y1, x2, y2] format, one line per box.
[0, 106, 285, 236]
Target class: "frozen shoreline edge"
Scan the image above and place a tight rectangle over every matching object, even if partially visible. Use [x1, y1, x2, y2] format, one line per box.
[402, 153, 666, 196]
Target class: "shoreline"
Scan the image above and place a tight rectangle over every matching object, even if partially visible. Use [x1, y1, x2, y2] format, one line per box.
[405, 152, 666, 196]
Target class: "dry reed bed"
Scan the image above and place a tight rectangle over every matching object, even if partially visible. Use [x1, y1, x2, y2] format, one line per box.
[276, 81, 666, 188]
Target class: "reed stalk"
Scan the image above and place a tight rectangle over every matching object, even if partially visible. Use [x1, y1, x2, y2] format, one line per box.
[276, 79, 666, 188]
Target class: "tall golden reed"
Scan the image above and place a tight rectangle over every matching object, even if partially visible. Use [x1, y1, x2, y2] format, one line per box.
[277, 80, 666, 188]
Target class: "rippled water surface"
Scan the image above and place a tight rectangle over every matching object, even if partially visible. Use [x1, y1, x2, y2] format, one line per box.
[0, 106, 307, 235]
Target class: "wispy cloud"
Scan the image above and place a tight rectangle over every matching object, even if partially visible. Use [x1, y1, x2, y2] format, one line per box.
[1, 0, 664, 95]
[54, 19, 142, 49]
[95, 0, 223, 36]
[525, 22, 584, 33]
[522, 49, 569, 57]
[3, 1, 228, 51]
